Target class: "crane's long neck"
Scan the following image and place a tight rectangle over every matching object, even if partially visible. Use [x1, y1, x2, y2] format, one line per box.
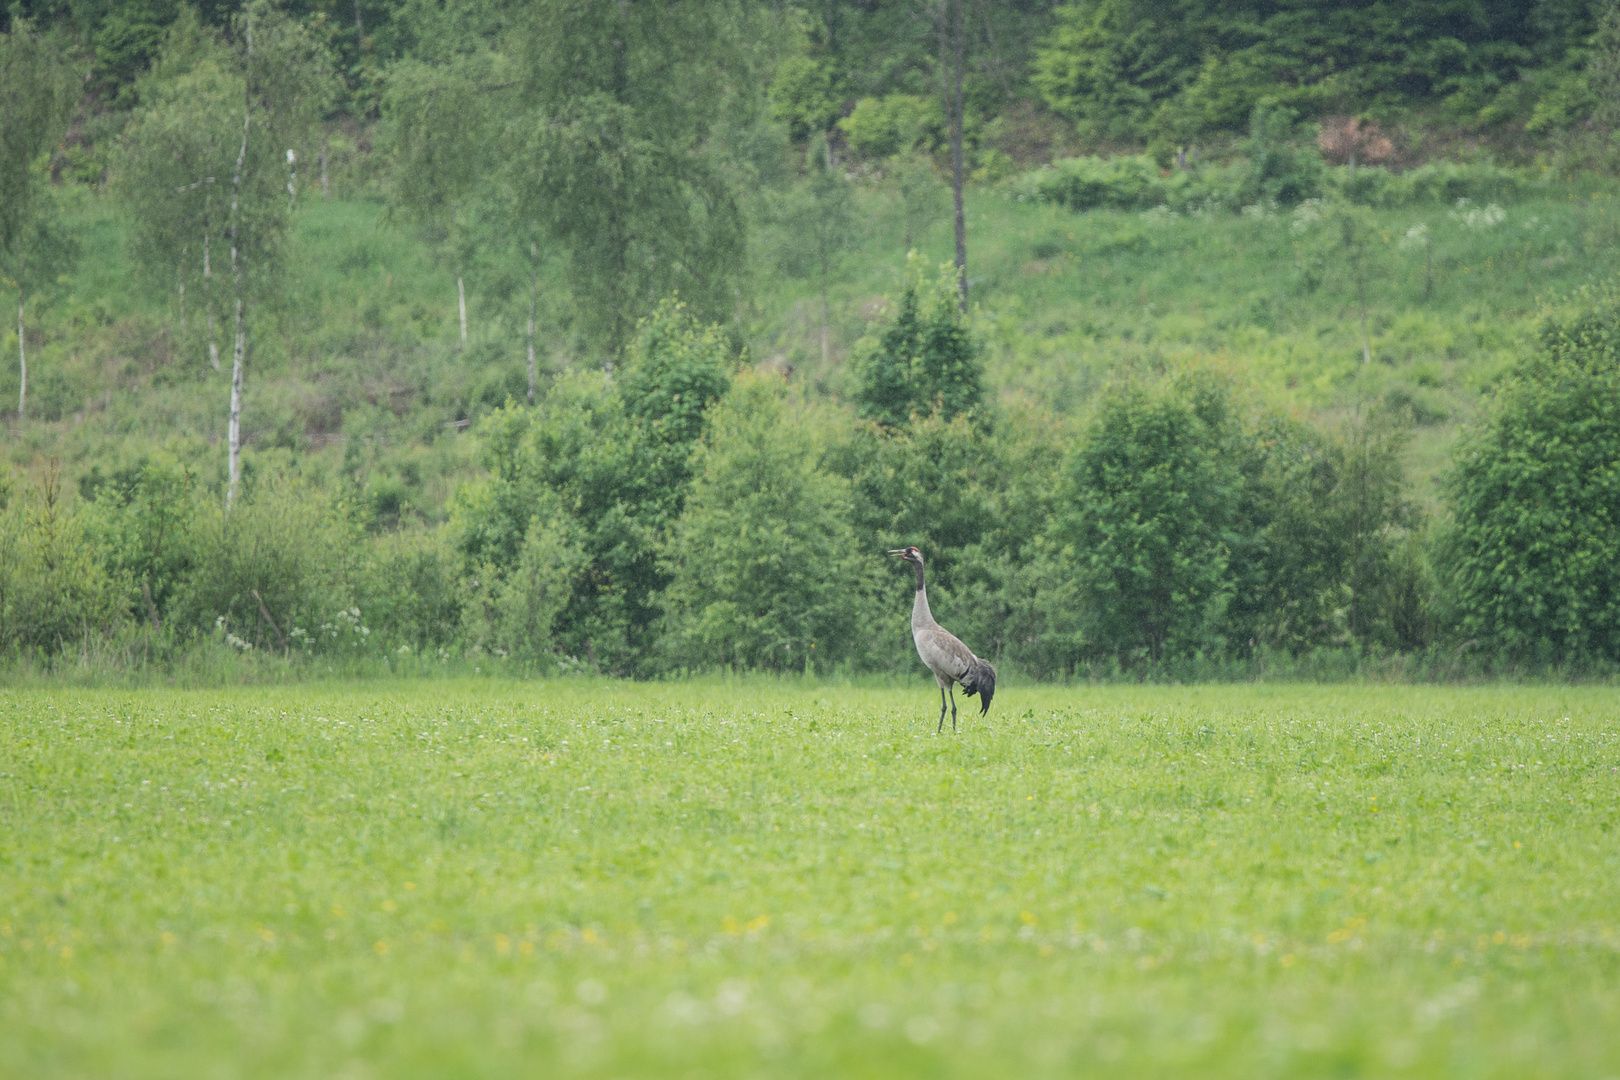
[911, 560, 935, 630]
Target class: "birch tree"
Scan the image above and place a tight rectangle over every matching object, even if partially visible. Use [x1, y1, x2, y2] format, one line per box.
[120, 12, 242, 375]
[771, 134, 854, 367]
[381, 54, 493, 348]
[0, 17, 77, 418]
[505, 0, 756, 359]
[935, 0, 969, 311]
[122, 3, 334, 506]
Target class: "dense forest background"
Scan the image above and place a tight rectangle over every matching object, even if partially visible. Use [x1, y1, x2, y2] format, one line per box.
[7, 0, 1620, 680]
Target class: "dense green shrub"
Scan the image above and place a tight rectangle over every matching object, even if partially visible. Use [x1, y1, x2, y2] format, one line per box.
[661, 374, 877, 673]
[853, 257, 985, 429]
[454, 298, 737, 673]
[1032, 0, 1592, 140]
[1440, 285, 1620, 663]
[1021, 373, 1419, 673]
[838, 94, 943, 159]
[1047, 372, 1254, 665]
[0, 465, 127, 658]
[462, 514, 584, 665]
[168, 477, 361, 654]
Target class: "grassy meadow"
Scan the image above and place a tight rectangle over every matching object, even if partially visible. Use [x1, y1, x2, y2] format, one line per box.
[3, 679, 1618, 1078]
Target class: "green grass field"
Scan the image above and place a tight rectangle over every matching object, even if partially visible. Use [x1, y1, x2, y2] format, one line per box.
[3, 679, 1618, 1078]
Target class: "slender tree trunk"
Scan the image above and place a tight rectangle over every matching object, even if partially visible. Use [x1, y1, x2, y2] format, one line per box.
[943, 0, 968, 311]
[204, 223, 219, 370]
[179, 279, 186, 330]
[527, 243, 539, 404]
[286, 148, 296, 209]
[227, 93, 250, 510]
[1357, 276, 1371, 365]
[819, 248, 830, 367]
[16, 292, 25, 419]
[457, 274, 467, 343]
[1423, 235, 1433, 301]
[354, 0, 363, 41]
[229, 301, 244, 504]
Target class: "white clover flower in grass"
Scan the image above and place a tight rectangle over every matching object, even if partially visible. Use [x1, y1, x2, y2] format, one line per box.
[1450, 198, 1505, 229]
[1399, 223, 1431, 250]
[1289, 199, 1323, 235]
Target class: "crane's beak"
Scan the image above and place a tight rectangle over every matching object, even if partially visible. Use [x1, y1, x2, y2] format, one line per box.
[886, 549, 907, 558]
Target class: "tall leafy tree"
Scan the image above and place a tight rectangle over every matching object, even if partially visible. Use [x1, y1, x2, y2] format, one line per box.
[119, 8, 242, 374]
[122, 2, 335, 505]
[1441, 285, 1620, 664]
[661, 373, 875, 673]
[505, 0, 756, 357]
[853, 256, 984, 429]
[0, 16, 77, 418]
[770, 134, 855, 367]
[381, 50, 495, 346]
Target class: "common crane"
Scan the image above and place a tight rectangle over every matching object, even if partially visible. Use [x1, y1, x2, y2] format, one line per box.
[887, 546, 996, 732]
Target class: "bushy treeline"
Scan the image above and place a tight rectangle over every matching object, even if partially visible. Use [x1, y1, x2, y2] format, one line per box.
[1013, 107, 1528, 215]
[10, 272, 1620, 679]
[1032, 0, 1606, 146]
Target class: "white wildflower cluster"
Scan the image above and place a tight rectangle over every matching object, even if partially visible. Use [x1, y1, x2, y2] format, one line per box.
[225, 633, 252, 652]
[1399, 222, 1432, 250]
[320, 607, 370, 642]
[1138, 205, 1176, 226]
[1241, 198, 1278, 220]
[1450, 198, 1505, 229]
[1289, 199, 1323, 235]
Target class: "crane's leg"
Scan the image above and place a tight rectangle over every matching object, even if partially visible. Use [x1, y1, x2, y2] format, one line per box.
[938, 686, 948, 733]
[948, 687, 958, 733]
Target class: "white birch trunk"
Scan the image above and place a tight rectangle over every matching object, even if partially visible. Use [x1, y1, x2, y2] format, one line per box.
[458, 275, 467, 343]
[527, 272, 538, 404]
[226, 94, 250, 510]
[204, 224, 219, 370]
[286, 148, 296, 208]
[229, 298, 244, 504]
[16, 294, 25, 419]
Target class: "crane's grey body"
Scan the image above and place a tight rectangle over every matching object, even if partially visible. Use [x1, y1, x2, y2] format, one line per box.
[888, 547, 996, 732]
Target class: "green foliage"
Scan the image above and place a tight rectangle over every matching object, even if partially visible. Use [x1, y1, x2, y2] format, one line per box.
[79, 454, 201, 626]
[1240, 103, 1321, 208]
[661, 374, 873, 672]
[0, 465, 127, 657]
[164, 476, 362, 652]
[462, 514, 584, 664]
[504, 0, 758, 355]
[1034, 371, 1418, 671]
[838, 93, 942, 160]
[0, 17, 77, 262]
[768, 54, 842, 142]
[455, 299, 736, 673]
[1033, 0, 1596, 138]
[116, 14, 241, 315]
[853, 256, 984, 429]
[1049, 371, 1252, 665]
[1441, 283, 1620, 663]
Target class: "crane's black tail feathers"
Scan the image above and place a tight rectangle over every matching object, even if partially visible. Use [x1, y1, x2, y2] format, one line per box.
[960, 658, 997, 715]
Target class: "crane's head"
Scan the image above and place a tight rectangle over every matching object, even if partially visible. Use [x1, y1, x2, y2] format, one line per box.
[886, 546, 924, 566]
